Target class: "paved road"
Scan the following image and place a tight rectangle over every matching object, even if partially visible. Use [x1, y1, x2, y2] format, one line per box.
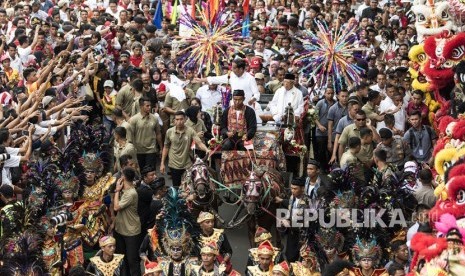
[161, 172, 252, 273]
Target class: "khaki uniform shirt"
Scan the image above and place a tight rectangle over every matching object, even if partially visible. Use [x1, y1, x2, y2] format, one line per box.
[340, 150, 365, 181]
[114, 142, 138, 172]
[186, 118, 207, 133]
[339, 123, 361, 147]
[267, 80, 282, 94]
[164, 89, 195, 125]
[115, 84, 134, 115]
[362, 101, 380, 122]
[129, 113, 161, 154]
[115, 187, 141, 236]
[120, 121, 133, 143]
[164, 126, 201, 169]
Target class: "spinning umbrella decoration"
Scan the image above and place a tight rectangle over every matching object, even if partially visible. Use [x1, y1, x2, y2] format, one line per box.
[177, 7, 246, 76]
[297, 19, 365, 92]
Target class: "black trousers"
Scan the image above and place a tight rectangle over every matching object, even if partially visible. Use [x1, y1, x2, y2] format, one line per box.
[222, 138, 246, 151]
[285, 230, 300, 262]
[314, 136, 330, 172]
[169, 167, 186, 187]
[137, 153, 158, 171]
[114, 230, 141, 276]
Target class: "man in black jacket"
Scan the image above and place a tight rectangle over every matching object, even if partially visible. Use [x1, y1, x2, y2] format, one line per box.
[220, 89, 257, 151]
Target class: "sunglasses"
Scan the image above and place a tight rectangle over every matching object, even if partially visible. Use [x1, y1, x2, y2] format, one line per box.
[356, 118, 366, 121]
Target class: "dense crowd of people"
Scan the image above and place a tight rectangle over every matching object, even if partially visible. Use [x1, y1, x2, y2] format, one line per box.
[0, 0, 462, 275]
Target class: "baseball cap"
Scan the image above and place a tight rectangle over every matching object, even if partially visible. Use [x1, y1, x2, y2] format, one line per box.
[104, 80, 114, 88]
[255, 73, 265, 80]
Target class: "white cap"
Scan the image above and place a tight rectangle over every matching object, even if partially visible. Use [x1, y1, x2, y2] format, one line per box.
[104, 80, 114, 88]
[41, 96, 55, 107]
[404, 161, 417, 174]
[58, 0, 68, 7]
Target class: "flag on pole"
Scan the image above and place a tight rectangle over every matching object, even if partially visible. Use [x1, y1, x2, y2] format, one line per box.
[153, 0, 163, 29]
[242, 0, 250, 37]
[171, 0, 179, 24]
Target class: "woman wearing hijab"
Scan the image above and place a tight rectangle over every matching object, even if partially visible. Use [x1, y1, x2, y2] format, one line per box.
[185, 105, 208, 143]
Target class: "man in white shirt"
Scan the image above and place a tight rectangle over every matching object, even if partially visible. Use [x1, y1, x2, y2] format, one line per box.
[267, 73, 304, 123]
[377, 84, 403, 131]
[195, 76, 225, 116]
[370, 72, 387, 97]
[194, 58, 260, 106]
[17, 25, 40, 65]
[254, 38, 273, 67]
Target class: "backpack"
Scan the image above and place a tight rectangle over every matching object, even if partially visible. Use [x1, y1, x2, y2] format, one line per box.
[408, 125, 433, 149]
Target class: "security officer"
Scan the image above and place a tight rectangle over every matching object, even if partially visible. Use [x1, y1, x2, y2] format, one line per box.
[375, 128, 411, 170]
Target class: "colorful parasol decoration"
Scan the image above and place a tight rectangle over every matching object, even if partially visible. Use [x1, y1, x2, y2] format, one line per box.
[177, 6, 246, 76]
[296, 19, 365, 92]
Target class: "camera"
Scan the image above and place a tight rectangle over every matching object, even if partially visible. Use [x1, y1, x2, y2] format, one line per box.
[50, 211, 73, 226]
[0, 153, 10, 161]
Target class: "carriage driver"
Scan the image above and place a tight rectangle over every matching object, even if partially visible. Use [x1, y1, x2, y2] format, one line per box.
[220, 90, 257, 151]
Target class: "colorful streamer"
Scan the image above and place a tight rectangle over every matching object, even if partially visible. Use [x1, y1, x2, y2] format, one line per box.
[296, 19, 365, 92]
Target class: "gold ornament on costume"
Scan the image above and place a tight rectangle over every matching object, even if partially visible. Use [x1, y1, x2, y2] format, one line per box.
[254, 226, 272, 243]
[200, 241, 219, 256]
[79, 152, 104, 174]
[99, 235, 116, 247]
[197, 211, 215, 223]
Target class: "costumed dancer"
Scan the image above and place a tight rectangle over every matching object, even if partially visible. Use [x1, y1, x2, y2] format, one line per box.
[86, 235, 125, 276]
[190, 242, 241, 276]
[351, 238, 388, 276]
[76, 152, 115, 253]
[271, 261, 290, 276]
[197, 211, 233, 271]
[144, 261, 163, 276]
[315, 227, 347, 267]
[246, 227, 284, 267]
[290, 244, 321, 276]
[246, 240, 276, 275]
[41, 216, 61, 275]
[157, 187, 200, 276]
[56, 174, 86, 271]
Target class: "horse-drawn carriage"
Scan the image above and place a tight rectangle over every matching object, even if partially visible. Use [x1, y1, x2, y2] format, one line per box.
[179, 101, 311, 246]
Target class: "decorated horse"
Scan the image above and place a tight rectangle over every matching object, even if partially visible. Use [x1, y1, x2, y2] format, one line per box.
[180, 158, 224, 225]
[226, 165, 285, 247]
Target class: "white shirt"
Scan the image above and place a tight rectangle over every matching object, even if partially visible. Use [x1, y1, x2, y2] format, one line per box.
[105, 6, 124, 18]
[268, 86, 304, 123]
[370, 84, 386, 97]
[2, 155, 21, 186]
[376, 97, 407, 131]
[17, 46, 32, 65]
[355, 3, 369, 20]
[254, 49, 273, 66]
[195, 85, 224, 116]
[7, 54, 22, 74]
[207, 72, 260, 104]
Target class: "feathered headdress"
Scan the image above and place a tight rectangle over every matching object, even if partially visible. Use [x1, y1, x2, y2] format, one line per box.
[315, 228, 345, 252]
[56, 174, 80, 198]
[0, 230, 47, 276]
[351, 237, 382, 266]
[79, 152, 104, 174]
[157, 187, 200, 257]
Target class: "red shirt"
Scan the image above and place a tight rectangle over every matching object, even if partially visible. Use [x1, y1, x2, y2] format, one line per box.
[406, 101, 429, 125]
[130, 55, 143, 67]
